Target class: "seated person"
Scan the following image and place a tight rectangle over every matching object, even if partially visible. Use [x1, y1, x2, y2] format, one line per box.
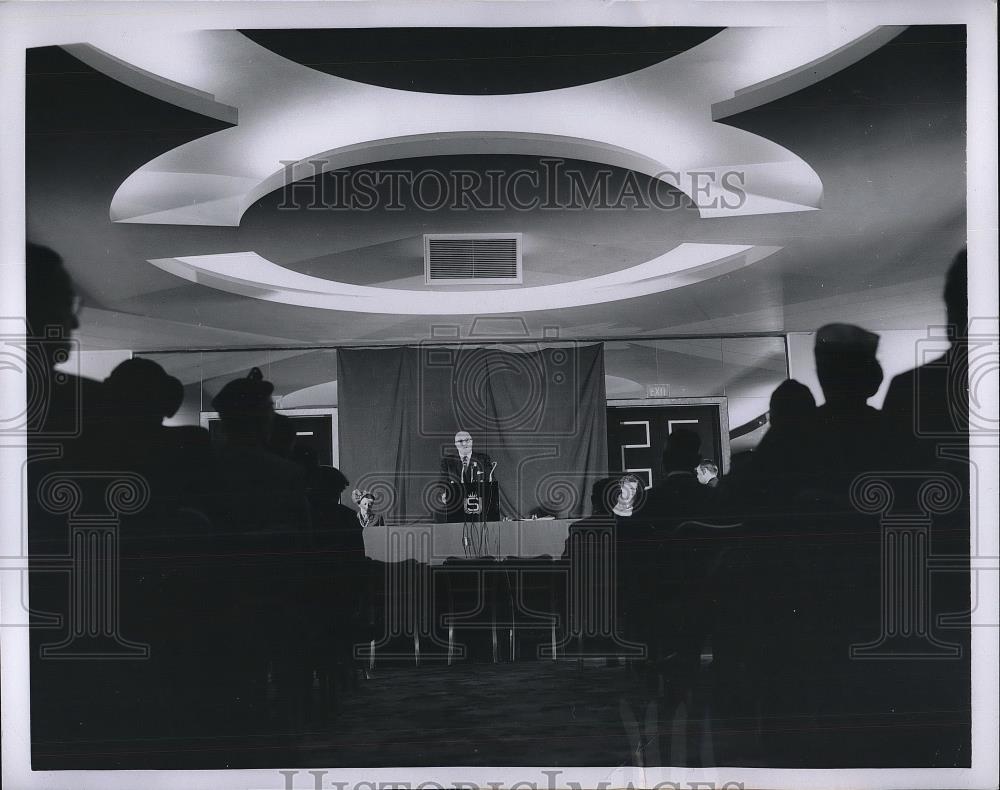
[695, 460, 720, 488]
[644, 428, 716, 526]
[306, 466, 368, 562]
[209, 369, 311, 537]
[103, 358, 213, 527]
[611, 473, 645, 518]
[352, 488, 385, 528]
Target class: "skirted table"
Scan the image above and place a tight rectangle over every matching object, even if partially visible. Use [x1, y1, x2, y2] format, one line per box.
[358, 518, 644, 664]
[362, 519, 575, 565]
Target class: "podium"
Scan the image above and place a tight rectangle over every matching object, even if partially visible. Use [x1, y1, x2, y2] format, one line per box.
[437, 480, 500, 523]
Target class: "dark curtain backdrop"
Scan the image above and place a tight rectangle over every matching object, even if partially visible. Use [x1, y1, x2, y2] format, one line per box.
[338, 344, 607, 522]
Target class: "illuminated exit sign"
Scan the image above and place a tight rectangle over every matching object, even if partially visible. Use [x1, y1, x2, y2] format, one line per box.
[646, 384, 669, 398]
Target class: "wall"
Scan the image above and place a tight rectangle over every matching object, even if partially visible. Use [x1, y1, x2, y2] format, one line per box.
[55, 348, 131, 382]
[786, 329, 951, 409]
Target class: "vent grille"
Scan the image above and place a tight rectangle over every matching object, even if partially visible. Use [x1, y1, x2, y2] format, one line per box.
[424, 234, 522, 284]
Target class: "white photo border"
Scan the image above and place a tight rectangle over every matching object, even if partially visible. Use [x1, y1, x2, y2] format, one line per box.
[1, 1, 997, 789]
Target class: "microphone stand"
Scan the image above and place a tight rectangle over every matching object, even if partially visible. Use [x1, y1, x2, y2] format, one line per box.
[488, 462, 498, 557]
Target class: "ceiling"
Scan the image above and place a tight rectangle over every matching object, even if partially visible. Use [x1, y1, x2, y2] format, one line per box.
[25, 25, 966, 352]
[240, 27, 724, 94]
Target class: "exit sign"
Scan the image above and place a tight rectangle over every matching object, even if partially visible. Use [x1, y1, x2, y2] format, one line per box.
[646, 385, 669, 398]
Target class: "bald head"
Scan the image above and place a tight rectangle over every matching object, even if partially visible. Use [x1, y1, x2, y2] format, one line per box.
[454, 431, 473, 458]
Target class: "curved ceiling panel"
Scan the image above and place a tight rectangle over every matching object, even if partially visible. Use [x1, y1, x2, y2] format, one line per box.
[67, 25, 901, 228]
[148, 243, 782, 315]
[239, 27, 723, 94]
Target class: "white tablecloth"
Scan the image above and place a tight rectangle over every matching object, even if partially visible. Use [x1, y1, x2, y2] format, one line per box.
[362, 519, 576, 565]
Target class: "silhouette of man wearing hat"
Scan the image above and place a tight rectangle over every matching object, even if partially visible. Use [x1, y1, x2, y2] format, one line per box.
[211, 368, 310, 535]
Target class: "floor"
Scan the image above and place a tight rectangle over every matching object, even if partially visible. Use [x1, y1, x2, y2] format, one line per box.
[31, 659, 748, 770]
[299, 662, 712, 768]
[30, 656, 967, 770]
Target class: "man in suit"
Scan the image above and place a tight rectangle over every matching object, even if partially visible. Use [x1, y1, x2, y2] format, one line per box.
[810, 322, 896, 505]
[438, 430, 499, 521]
[882, 249, 968, 471]
[878, 250, 970, 766]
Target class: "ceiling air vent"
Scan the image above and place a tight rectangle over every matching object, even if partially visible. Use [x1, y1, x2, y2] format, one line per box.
[424, 233, 522, 285]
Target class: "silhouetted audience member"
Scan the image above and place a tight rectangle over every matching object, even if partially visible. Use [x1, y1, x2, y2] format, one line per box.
[25, 243, 111, 745]
[768, 377, 817, 428]
[305, 465, 366, 559]
[26, 242, 108, 557]
[103, 358, 212, 528]
[593, 474, 651, 625]
[811, 323, 894, 505]
[736, 326, 907, 765]
[25, 242, 105, 451]
[644, 430, 726, 683]
[883, 248, 969, 555]
[878, 249, 971, 765]
[204, 369, 314, 733]
[210, 369, 310, 536]
[645, 428, 714, 524]
[303, 466, 371, 684]
[883, 249, 969, 475]
[589, 476, 617, 517]
[724, 379, 820, 514]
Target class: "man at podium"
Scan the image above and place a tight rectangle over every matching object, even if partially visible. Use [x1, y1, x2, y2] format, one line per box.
[437, 431, 500, 522]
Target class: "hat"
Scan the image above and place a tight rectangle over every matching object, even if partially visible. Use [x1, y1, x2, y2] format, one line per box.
[815, 323, 879, 356]
[351, 488, 375, 504]
[106, 357, 183, 419]
[211, 369, 274, 417]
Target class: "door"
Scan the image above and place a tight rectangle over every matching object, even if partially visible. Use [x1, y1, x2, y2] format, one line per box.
[206, 412, 335, 466]
[606, 402, 724, 489]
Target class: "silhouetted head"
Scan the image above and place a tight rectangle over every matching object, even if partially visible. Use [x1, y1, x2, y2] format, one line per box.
[307, 465, 350, 503]
[814, 324, 883, 408]
[105, 358, 183, 427]
[944, 248, 967, 341]
[211, 368, 275, 444]
[662, 428, 702, 473]
[25, 243, 79, 367]
[590, 476, 618, 515]
[325, 466, 350, 497]
[768, 379, 817, 430]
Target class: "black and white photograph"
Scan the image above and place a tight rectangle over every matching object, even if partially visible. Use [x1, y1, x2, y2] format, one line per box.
[1, 1, 997, 789]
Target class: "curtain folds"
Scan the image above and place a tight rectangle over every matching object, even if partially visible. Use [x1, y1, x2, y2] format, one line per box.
[338, 344, 607, 522]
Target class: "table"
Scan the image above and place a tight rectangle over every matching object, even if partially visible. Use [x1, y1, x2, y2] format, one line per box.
[362, 519, 576, 565]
